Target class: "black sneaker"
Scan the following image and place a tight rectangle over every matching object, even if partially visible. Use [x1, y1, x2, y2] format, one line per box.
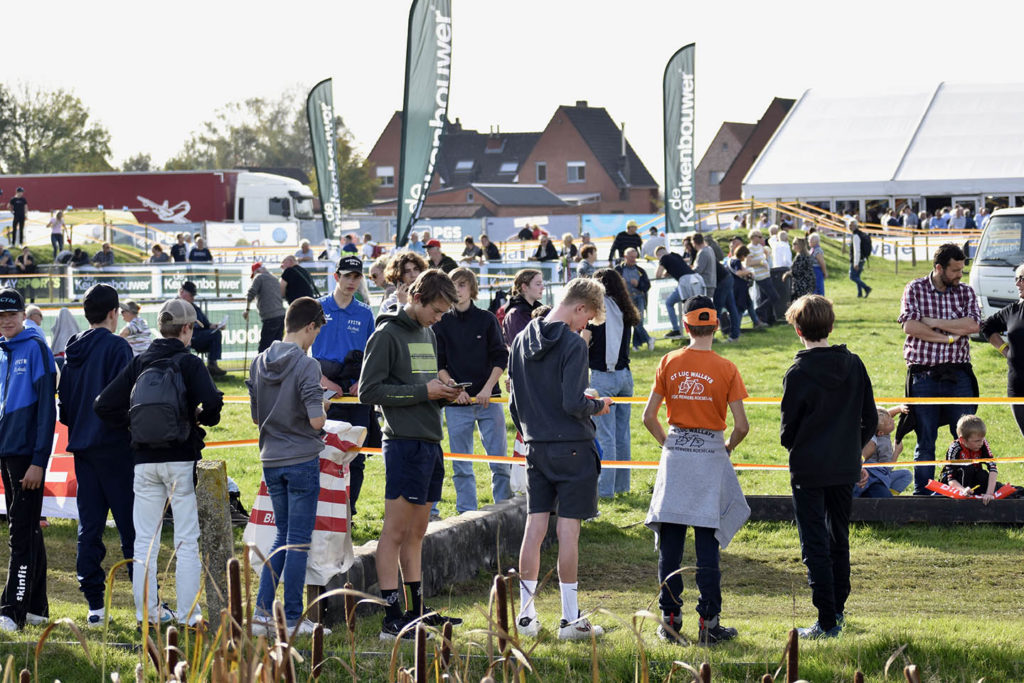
[406, 608, 463, 627]
[379, 614, 416, 641]
[698, 615, 737, 645]
[656, 616, 686, 645]
[664, 329, 683, 338]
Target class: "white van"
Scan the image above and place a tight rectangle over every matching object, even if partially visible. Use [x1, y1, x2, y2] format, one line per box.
[968, 207, 1024, 319]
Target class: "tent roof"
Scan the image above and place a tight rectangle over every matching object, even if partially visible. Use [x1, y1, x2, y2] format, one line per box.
[743, 82, 1024, 199]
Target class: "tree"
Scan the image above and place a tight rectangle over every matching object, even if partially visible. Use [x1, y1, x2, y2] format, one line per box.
[121, 152, 152, 172]
[165, 89, 375, 209]
[0, 85, 112, 173]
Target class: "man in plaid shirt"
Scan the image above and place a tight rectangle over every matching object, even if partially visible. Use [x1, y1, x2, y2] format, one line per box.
[896, 244, 980, 495]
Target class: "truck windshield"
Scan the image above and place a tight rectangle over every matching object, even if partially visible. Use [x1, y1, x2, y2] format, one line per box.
[976, 215, 1024, 266]
[293, 196, 314, 220]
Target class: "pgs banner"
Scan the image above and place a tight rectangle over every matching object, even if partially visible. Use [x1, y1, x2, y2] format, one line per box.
[396, 0, 452, 247]
[663, 43, 695, 235]
[307, 78, 344, 241]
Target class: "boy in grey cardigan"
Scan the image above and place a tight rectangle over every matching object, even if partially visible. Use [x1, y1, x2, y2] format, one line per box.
[246, 297, 329, 636]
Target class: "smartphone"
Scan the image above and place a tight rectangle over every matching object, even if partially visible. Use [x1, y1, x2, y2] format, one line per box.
[452, 382, 473, 390]
[323, 389, 337, 401]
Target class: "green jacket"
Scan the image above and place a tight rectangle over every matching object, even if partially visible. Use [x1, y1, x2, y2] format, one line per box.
[359, 306, 445, 443]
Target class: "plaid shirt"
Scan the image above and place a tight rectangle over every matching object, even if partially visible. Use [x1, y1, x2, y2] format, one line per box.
[897, 275, 980, 366]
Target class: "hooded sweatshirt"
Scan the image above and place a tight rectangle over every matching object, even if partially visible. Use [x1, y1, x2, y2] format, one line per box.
[246, 341, 325, 468]
[501, 295, 541, 346]
[359, 306, 445, 443]
[780, 344, 877, 487]
[0, 327, 56, 467]
[508, 318, 604, 443]
[58, 327, 133, 457]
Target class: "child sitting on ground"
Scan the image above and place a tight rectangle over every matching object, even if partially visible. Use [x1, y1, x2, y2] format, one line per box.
[855, 406, 912, 497]
[940, 415, 1022, 505]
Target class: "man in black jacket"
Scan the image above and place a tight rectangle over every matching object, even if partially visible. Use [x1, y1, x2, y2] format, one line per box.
[608, 220, 644, 264]
[95, 298, 223, 629]
[780, 295, 876, 640]
[178, 281, 226, 377]
[615, 248, 653, 351]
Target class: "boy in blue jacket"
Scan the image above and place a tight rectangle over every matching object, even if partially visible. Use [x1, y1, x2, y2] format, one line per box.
[0, 288, 56, 631]
[57, 284, 135, 627]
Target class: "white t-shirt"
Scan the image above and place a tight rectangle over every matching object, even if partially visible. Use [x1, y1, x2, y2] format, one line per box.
[124, 317, 153, 356]
[772, 242, 793, 268]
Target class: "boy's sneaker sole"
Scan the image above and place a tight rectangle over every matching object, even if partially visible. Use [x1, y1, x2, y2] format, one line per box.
[517, 615, 540, 638]
[557, 616, 604, 641]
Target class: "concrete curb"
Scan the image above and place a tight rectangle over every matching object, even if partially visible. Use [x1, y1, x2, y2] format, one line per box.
[320, 496, 555, 624]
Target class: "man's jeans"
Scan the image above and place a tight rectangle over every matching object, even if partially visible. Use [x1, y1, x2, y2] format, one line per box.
[849, 263, 870, 296]
[256, 457, 320, 624]
[791, 483, 852, 631]
[133, 462, 201, 625]
[665, 287, 683, 331]
[908, 368, 976, 494]
[631, 294, 650, 347]
[712, 275, 741, 339]
[754, 277, 779, 324]
[0, 456, 48, 627]
[441, 402, 510, 513]
[591, 368, 632, 497]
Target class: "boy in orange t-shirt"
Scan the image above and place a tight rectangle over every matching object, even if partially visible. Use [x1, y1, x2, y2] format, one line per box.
[642, 296, 750, 646]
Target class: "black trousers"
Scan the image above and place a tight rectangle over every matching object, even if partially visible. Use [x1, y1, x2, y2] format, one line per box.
[10, 217, 25, 245]
[1, 457, 48, 626]
[791, 482, 852, 630]
[258, 315, 285, 353]
[75, 453, 135, 610]
[190, 328, 222, 362]
[658, 523, 721, 620]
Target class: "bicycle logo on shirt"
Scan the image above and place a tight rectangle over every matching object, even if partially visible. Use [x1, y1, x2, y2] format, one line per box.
[677, 377, 705, 396]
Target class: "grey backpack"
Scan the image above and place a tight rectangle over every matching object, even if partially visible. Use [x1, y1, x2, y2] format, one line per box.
[129, 355, 191, 448]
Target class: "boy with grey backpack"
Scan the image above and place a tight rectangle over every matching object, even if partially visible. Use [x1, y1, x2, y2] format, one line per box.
[95, 299, 223, 628]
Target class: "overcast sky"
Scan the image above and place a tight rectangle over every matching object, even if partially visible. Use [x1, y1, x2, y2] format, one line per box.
[10, 0, 1024, 185]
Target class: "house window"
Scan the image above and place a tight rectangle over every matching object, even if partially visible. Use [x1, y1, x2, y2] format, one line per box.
[709, 171, 725, 185]
[499, 161, 518, 174]
[466, 191, 474, 203]
[567, 161, 586, 183]
[536, 162, 547, 183]
[455, 160, 475, 172]
[376, 165, 395, 187]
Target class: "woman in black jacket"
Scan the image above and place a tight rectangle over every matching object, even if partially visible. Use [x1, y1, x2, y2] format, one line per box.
[582, 268, 640, 498]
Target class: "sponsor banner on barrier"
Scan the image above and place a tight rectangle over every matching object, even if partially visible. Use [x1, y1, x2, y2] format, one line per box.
[71, 270, 157, 298]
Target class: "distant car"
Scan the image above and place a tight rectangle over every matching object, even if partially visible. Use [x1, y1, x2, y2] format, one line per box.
[968, 207, 1024, 321]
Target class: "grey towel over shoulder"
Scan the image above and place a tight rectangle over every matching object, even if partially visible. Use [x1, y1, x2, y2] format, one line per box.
[645, 427, 750, 549]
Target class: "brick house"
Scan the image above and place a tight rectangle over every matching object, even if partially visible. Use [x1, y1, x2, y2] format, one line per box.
[365, 101, 659, 217]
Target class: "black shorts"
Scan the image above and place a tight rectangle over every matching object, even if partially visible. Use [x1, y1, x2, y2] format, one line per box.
[525, 440, 600, 519]
[383, 438, 444, 504]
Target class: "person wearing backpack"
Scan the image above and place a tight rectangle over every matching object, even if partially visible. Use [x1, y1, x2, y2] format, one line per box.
[849, 220, 872, 298]
[57, 284, 136, 628]
[95, 299, 223, 629]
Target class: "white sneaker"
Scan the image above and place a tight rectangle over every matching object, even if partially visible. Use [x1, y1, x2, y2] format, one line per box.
[251, 613, 274, 637]
[290, 619, 331, 636]
[0, 616, 18, 632]
[86, 608, 106, 628]
[25, 613, 48, 626]
[558, 613, 604, 641]
[517, 615, 540, 638]
[647, 338, 656, 352]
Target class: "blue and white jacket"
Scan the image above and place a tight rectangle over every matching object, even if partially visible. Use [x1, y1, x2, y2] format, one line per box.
[0, 327, 57, 467]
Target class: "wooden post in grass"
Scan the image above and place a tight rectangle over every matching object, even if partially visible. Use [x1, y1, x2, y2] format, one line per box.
[785, 628, 799, 682]
[196, 460, 235, 619]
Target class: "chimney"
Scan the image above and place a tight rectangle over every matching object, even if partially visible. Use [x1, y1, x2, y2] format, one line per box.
[575, 100, 588, 108]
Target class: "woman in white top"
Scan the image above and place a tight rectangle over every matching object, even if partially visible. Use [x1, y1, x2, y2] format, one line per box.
[48, 210, 66, 259]
[119, 299, 153, 356]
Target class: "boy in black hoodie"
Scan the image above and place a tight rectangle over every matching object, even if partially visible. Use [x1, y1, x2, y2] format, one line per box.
[780, 294, 876, 639]
[95, 299, 223, 628]
[57, 284, 135, 627]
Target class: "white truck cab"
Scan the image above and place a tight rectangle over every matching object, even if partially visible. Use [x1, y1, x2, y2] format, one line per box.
[968, 207, 1024, 319]
[234, 172, 315, 224]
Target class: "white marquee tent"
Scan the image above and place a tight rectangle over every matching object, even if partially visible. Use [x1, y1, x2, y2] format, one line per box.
[742, 82, 1024, 208]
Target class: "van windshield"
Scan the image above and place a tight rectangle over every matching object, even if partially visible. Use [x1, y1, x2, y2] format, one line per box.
[294, 196, 314, 220]
[976, 215, 1024, 266]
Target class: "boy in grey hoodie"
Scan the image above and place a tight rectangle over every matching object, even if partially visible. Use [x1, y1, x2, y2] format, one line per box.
[246, 297, 330, 636]
[508, 278, 613, 641]
[360, 270, 462, 640]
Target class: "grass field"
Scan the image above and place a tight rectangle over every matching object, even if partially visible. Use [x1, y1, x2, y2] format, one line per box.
[2, 233, 1023, 681]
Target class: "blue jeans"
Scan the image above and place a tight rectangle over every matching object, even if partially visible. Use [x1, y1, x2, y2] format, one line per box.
[813, 265, 825, 296]
[849, 263, 870, 296]
[712, 275, 741, 340]
[591, 368, 632, 497]
[658, 524, 721, 619]
[908, 369, 976, 495]
[631, 294, 650, 347]
[853, 469, 912, 497]
[256, 457, 320, 624]
[440, 402, 510, 513]
[665, 286, 683, 331]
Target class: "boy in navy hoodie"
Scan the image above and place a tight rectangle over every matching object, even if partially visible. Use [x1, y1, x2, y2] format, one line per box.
[57, 284, 135, 627]
[780, 295, 876, 639]
[0, 287, 56, 631]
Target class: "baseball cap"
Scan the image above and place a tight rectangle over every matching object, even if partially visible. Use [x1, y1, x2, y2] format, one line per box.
[251, 262, 263, 276]
[425, 239, 442, 249]
[626, 220, 639, 229]
[180, 281, 198, 296]
[83, 284, 120, 321]
[15, 187, 23, 192]
[160, 299, 202, 327]
[0, 288, 25, 312]
[336, 255, 362, 274]
[683, 295, 718, 326]
[120, 299, 141, 314]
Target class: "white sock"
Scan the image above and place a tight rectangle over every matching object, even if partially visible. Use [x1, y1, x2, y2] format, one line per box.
[559, 582, 579, 623]
[518, 579, 538, 620]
